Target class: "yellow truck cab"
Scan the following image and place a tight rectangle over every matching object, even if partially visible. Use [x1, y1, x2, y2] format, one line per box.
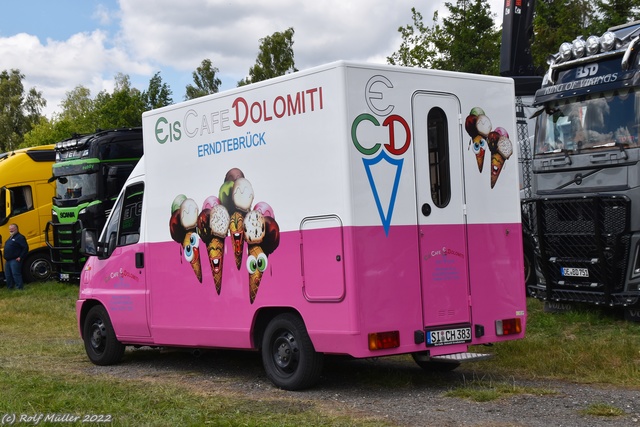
[0, 145, 56, 283]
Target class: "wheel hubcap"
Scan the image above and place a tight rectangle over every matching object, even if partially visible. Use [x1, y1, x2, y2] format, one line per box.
[273, 331, 299, 373]
[30, 259, 52, 281]
[90, 319, 106, 353]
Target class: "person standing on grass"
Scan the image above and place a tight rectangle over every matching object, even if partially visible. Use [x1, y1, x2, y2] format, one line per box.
[4, 223, 28, 290]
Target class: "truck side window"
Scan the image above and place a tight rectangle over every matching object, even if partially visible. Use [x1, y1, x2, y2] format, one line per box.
[0, 188, 5, 223]
[427, 107, 451, 208]
[9, 185, 33, 216]
[100, 182, 144, 258]
[118, 184, 143, 246]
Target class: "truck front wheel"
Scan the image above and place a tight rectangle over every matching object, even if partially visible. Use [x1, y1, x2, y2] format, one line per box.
[83, 305, 125, 366]
[23, 252, 53, 282]
[261, 313, 323, 390]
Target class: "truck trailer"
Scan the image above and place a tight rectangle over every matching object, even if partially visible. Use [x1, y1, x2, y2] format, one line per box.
[77, 61, 527, 390]
[0, 145, 56, 283]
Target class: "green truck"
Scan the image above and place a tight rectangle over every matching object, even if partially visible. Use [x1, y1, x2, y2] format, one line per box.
[46, 128, 143, 281]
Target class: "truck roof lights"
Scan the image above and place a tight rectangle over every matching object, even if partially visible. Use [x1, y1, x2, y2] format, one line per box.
[586, 35, 600, 55]
[571, 37, 586, 59]
[553, 30, 624, 65]
[601, 31, 616, 52]
[559, 42, 573, 62]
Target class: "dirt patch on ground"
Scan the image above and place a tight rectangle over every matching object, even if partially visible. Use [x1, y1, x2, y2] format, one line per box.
[79, 346, 639, 427]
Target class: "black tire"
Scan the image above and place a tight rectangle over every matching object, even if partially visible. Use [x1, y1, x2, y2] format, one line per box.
[83, 305, 125, 366]
[22, 252, 54, 283]
[412, 352, 461, 372]
[261, 313, 324, 390]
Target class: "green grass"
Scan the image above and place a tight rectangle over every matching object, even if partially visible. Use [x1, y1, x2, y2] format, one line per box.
[580, 403, 626, 417]
[466, 298, 640, 387]
[0, 282, 386, 426]
[1, 282, 639, 425]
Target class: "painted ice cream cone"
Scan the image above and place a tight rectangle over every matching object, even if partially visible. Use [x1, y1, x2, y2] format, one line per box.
[490, 152, 505, 189]
[229, 211, 245, 270]
[244, 209, 266, 303]
[490, 136, 513, 189]
[471, 135, 486, 173]
[207, 237, 225, 294]
[247, 244, 267, 303]
[170, 196, 203, 283]
[208, 204, 230, 294]
[182, 230, 202, 283]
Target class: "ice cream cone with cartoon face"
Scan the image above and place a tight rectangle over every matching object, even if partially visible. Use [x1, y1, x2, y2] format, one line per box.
[229, 211, 245, 270]
[207, 204, 230, 294]
[490, 136, 513, 189]
[471, 135, 487, 172]
[182, 230, 202, 282]
[244, 209, 266, 303]
[169, 196, 203, 283]
[247, 244, 268, 303]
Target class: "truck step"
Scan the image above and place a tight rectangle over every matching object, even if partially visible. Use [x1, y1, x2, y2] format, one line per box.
[430, 352, 493, 363]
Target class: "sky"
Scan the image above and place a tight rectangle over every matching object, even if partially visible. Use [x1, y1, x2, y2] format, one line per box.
[0, 0, 506, 118]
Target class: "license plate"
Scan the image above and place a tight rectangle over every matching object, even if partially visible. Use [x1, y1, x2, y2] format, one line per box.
[60, 273, 70, 280]
[561, 267, 589, 277]
[426, 326, 472, 347]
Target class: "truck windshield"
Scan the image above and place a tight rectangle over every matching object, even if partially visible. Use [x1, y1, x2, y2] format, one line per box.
[56, 173, 97, 200]
[534, 89, 640, 155]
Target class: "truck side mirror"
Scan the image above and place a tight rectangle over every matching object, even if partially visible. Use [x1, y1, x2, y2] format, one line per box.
[80, 229, 98, 256]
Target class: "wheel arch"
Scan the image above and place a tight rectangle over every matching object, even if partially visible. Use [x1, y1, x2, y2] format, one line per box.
[252, 307, 302, 350]
[78, 299, 105, 340]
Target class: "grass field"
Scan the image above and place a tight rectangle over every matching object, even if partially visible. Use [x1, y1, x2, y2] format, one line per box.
[0, 281, 639, 425]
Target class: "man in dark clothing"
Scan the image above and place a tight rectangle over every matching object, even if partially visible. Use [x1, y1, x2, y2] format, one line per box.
[4, 223, 28, 290]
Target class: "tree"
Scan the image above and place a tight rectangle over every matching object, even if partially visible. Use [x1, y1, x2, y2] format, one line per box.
[435, 0, 500, 74]
[0, 69, 46, 151]
[388, 8, 439, 68]
[144, 71, 173, 110]
[185, 59, 221, 100]
[93, 73, 145, 128]
[388, 2, 500, 75]
[238, 27, 297, 86]
[591, 0, 640, 34]
[531, 0, 595, 70]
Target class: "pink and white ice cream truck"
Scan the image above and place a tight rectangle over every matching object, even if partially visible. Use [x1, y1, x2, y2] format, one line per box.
[77, 61, 526, 390]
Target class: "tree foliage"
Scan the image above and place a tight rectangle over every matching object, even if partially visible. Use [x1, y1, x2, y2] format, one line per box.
[387, 8, 439, 68]
[592, 0, 640, 34]
[388, 1, 500, 75]
[238, 27, 297, 86]
[0, 69, 45, 151]
[22, 73, 146, 147]
[185, 59, 221, 100]
[144, 71, 173, 110]
[390, 1, 640, 78]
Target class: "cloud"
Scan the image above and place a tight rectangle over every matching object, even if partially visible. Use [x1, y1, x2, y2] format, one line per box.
[118, 0, 417, 80]
[0, 30, 151, 117]
[0, 0, 507, 118]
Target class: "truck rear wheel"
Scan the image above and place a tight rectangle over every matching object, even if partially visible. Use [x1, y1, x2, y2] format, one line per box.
[261, 313, 323, 390]
[23, 252, 53, 283]
[83, 305, 125, 366]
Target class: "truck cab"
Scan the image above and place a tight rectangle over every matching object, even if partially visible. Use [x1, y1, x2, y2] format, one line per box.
[46, 128, 143, 281]
[526, 22, 640, 320]
[0, 145, 56, 283]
